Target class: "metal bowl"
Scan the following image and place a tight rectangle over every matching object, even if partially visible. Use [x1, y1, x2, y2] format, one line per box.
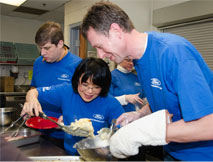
[0, 107, 17, 126]
[74, 136, 116, 161]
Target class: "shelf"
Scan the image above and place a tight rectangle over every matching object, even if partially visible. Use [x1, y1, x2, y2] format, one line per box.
[0, 63, 33, 66]
[0, 92, 26, 96]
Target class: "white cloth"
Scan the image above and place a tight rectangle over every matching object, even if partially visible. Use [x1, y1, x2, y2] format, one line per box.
[115, 95, 128, 105]
[117, 65, 131, 73]
[110, 109, 168, 158]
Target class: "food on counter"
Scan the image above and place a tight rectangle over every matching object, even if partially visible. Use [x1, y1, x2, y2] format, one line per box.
[70, 118, 94, 137]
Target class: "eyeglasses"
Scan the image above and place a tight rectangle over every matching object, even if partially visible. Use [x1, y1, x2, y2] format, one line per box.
[80, 83, 101, 93]
[124, 58, 133, 63]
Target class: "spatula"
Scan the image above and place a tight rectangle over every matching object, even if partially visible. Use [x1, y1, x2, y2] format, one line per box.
[38, 112, 90, 137]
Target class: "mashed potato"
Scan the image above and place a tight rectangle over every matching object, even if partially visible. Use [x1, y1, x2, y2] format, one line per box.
[70, 118, 94, 137]
[97, 128, 111, 140]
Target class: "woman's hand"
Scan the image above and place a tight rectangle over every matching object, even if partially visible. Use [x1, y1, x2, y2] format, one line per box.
[21, 100, 42, 117]
[125, 93, 144, 105]
[20, 89, 42, 117]
[57, 115, 64, 124]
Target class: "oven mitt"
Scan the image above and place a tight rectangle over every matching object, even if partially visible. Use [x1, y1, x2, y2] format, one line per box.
[109, 109, 168, 158]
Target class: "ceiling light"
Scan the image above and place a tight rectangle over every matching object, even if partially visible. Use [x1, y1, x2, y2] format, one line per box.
[0, 0, 26, 6]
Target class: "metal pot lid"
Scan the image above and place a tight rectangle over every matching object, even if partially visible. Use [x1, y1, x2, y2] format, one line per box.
[0, 107, 16, 113]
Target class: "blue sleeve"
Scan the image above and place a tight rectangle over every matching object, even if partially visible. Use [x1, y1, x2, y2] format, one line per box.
[37, 83, 69, 108]
[107, 96, 124, 123]
[170, 49, 213, 121]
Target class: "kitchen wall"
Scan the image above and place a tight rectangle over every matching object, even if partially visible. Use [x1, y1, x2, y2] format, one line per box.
[63, 0, 190, 71]
[64, 0, 190, 45]
[152, 0, 190, 10]
[0, 15, 44, 43]
[0, 0, 193, 85]
[0, 16, 44, 85]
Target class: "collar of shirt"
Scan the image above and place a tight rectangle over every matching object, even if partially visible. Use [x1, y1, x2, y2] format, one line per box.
[143, 33, 148, 54]
[117, 65, 131, 73]
[57, 46, 68, 62]
[42, 45, 68, 62]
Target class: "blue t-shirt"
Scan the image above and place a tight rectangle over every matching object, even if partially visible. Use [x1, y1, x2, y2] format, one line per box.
[31, 51, 81, 138]
[134, 31, 213, 161]
[37, 83, 124, 155]
[110, 69, 144, 112]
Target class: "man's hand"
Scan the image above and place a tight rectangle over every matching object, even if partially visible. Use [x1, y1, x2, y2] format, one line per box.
[116, 111, 141, 127]
[110, 110, 171, 158]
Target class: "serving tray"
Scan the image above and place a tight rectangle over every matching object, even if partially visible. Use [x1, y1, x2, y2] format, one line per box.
[2, 128, 41, 147]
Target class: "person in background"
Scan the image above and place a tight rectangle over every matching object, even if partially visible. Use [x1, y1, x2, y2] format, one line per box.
[31, 21, 81, 146]
[81, 2, 213, 161]
[21, 57, 124, 155]
[110, 57, 145, 112]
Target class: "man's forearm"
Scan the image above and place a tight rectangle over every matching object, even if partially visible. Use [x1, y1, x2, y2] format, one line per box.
[166, 113, 213, 143]
[137, 103, 152, 117]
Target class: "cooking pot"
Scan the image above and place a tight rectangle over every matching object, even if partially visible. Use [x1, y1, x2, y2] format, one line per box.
[0, 107, 17, 126]
[74, 135, 116, 161]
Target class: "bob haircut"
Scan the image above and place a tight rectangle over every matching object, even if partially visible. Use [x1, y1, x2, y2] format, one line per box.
[72, 57, 111, 97]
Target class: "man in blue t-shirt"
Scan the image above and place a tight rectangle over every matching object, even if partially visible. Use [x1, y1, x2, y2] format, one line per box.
[81, 2, 213, 161]
[31, 21, 81, 144]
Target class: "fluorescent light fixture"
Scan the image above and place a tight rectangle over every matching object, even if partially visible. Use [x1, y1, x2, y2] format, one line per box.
[0, 0, 26, 6]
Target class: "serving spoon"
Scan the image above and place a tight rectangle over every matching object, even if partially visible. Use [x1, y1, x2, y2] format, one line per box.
[37, 112, 90, 137]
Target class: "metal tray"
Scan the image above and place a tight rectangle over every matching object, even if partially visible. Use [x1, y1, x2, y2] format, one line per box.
[2, 128, 41, 147]
[30, 156, 80, 161]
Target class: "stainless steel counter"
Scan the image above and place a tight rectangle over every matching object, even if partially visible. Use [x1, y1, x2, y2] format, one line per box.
[19, 136, 68, 157]
[0, 126, 67, 157]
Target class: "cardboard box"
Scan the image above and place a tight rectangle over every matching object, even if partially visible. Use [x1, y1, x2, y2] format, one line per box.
[0, 76, 14, 92]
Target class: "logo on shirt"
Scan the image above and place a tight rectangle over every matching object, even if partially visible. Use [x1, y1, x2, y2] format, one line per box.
[151, 78, 162, 90]
[42, 86, 51, 92]
[58, 74, 70, 81]
[93, 114, 104, 120]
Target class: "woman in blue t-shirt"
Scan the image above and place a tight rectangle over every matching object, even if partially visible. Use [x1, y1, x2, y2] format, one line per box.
[110, 57, 146, 112]
[21, 57, 124, 155]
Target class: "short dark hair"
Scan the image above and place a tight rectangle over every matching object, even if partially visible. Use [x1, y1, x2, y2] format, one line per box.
[72, 57, 111, 97]
[81, 1, 134, 39]
[35, 21, 64, 46]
